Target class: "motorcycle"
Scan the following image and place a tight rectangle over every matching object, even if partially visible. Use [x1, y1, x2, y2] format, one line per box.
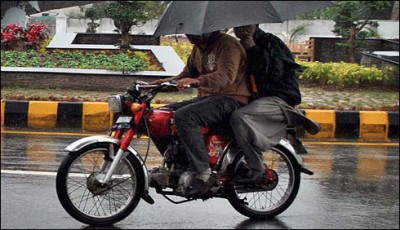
[56, 80, 320, 226]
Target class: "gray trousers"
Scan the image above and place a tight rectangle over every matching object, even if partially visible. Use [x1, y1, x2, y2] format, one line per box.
[230, 96, 288, 171]
[166, 95, 244, 173]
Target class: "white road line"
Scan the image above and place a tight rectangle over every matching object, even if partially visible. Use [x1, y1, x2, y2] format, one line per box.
[1, 170, 57, 176]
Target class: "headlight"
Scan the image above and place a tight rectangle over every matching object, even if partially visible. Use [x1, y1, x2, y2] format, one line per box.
[108, 95, 123, 113]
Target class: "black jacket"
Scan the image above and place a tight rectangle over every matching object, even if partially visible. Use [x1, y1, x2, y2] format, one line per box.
[246, 29, 302, 106]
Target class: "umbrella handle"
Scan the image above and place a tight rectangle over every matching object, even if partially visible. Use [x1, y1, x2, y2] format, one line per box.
[175, 22, 184, 35]
[249, 74, 258, 94]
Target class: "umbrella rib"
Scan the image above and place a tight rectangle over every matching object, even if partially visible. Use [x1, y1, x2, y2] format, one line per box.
[270, 1, 284, 23]
[199, 1, 209, 35]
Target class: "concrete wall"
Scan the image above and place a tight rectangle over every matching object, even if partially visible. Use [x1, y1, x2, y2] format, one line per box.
[72, 33, 160, 45]
[34, 15, 398, 42]
[61, 16, 159, 35]
[312, 37, 399, 63]
[1, 99, 398, 141]
[258, 20, 400, 43]
[1, 72, 163, 91]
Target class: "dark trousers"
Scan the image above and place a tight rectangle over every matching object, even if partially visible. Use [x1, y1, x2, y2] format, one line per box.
[165, 95, 244, 173]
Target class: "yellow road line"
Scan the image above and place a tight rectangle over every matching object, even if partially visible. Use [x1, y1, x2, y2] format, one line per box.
[303, 141, 398, 146]
[1, 130, 398, 146]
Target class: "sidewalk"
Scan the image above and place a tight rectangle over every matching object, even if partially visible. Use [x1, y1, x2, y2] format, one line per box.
[1, 100, 399, 142]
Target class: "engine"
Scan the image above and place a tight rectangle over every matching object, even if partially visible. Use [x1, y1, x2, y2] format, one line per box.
[148, 164, 193, 196]
[147, 108, 229, 196]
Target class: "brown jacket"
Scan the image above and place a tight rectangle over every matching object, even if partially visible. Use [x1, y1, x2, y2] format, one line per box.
[175, 33, 250, 104]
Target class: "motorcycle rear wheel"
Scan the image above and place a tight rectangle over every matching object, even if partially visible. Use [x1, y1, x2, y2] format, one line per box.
[228, 146, 301, 219]
[56, 143, 144, 226]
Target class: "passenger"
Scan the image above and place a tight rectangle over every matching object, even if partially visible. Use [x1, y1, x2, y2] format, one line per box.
[230, 24, 305, 183]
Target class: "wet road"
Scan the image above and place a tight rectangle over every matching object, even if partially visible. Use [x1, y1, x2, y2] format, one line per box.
[1, 131, 399, 229]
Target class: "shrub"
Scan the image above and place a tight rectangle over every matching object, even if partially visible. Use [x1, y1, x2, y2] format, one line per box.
[1, 23, 50, 51]
[134, 50, 163, 71]
[37, 36, 54, 53]
[1, 50, 148, 72]
[297, 61, 396, 89]
[159, 38, 397, 89]
[1, 24, 25, 49]
[161, 38, 193, 64]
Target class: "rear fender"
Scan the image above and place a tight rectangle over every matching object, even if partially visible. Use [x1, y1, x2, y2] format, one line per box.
[275, 139, 314, 175]
[221, 138, 311, 175]
[64, 135, 151, 193]
[277, 138, 302, 165]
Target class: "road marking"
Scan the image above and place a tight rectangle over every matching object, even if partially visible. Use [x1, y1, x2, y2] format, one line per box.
[303, 141, 399, 146]
[1, 170, 57, 176]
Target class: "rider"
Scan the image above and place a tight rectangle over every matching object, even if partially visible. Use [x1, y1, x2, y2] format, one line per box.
[230, 24, 306, 183]
[149, 30, 250, 196]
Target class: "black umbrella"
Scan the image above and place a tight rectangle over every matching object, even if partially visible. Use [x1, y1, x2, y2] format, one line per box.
[153, 1, 335, 37]
[1, 1, 96, 17]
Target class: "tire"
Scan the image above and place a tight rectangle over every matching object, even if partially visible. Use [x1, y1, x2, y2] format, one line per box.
[56, 143, 144, 226]
[228, 146, 301, 219]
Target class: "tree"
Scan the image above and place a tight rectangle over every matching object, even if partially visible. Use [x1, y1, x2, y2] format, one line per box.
[83, 2, 112, 32]
[85, 7, 101, 33]
[330, 1, 392, 63]
[103, 1, 151, 49]
[143, 1, 170, 19]
[101, 1, 169, 49]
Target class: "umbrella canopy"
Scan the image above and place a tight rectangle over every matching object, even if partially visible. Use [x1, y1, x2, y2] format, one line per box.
[1, 1, 96, 17]
[153, 1, 335, 37]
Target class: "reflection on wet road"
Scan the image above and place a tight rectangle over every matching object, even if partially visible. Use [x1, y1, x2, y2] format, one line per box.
[0, 133, 162, 172]
[1, 132, 399, 229]
[1, 133, 398, 179]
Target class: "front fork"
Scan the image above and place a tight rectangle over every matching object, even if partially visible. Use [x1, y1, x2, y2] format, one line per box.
[98, 129, 135, 184]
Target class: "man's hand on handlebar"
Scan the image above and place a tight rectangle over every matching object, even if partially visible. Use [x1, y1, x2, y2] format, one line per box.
[176, 78, 200, 90]
[147, 79, 165, 85]
[146, 78, 199, 90]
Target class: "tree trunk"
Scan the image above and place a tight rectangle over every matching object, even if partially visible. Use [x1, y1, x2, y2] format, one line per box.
[120, 27, 131, 50]
[391, 1, 399, 20]
[347, 26, 357, 63]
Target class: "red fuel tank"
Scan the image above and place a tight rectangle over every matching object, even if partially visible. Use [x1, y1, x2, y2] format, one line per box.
[146, 109, 175, 138]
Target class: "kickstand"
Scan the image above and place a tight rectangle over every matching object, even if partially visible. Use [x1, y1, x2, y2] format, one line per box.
[161, 194, 196, 204]
[229, 197, 248, 205]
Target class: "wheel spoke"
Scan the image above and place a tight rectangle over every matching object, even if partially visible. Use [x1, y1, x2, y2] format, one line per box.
[230, 147, 300, 217]
[59, 147, 139, 221]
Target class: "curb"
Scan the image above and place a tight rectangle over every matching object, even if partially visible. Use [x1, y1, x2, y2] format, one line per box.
[1, 100, 399, 141]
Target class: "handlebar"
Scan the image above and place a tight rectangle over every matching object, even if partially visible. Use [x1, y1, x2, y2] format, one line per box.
[135, 80, 199, 90]
[126, 80, 199, 102]
[161, 81, 199, 88]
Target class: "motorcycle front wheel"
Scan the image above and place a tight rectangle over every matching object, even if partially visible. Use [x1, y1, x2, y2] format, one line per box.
[56, 143, 144, 226]
[228, 146, 301, 219]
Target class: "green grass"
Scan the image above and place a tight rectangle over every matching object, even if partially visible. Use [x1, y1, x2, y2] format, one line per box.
[0, 50, 150, 72]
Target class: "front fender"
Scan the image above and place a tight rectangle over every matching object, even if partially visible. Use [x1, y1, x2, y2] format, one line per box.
[65, 135, 118, 152]
[64, 135, 151, 193]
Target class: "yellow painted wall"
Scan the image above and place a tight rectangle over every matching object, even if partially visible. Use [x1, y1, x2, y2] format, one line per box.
[27, 101, 58, 129]
[305, 110, 335, 139]
[359, 111, 388, 140]
[82, 102, 111, 132]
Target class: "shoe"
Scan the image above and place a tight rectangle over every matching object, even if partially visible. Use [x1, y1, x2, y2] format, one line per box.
[234, 169, 265, 184]
[187, 168, 211, 197]
[187, 178, 207, 197]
